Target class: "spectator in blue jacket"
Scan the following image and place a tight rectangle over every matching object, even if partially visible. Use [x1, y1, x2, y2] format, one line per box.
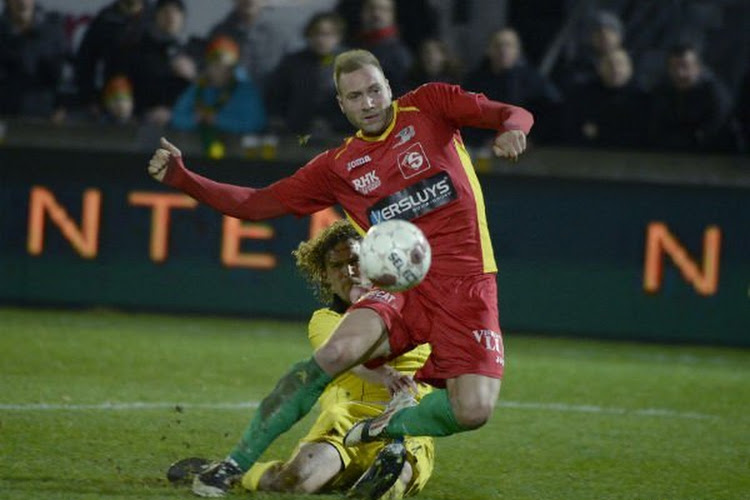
[170, 35, 266, 136]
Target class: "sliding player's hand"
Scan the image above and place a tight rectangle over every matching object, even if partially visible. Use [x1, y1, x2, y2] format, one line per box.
[492, 130, 527, 162]
[148, 137, 181, 182]
[380, 365, 418, 396]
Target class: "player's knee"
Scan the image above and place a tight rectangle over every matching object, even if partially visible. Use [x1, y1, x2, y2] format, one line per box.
[453, 399, 494, 429]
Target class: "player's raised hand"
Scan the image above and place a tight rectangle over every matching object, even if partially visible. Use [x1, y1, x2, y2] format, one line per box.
[148, 137, 181, 182]
[492, 130, 527, 161]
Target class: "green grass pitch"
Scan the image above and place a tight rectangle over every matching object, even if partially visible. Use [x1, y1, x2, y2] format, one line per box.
[1, 307, 748, 500]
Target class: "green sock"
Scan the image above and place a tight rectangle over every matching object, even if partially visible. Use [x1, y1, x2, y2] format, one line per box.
[229, 357, 332, 470]
[384, 389, 468, 438]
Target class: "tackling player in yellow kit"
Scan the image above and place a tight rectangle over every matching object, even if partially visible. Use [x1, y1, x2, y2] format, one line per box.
[242, 220, 434, 499]
[168, 221, 434, 498]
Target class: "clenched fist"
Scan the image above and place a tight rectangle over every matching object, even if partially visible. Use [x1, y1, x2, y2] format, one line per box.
[493, 130, 527, 161]
[148, 137, 181, 182]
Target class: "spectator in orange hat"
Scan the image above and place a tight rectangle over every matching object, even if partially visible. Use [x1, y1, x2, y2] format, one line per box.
[101, 75, 135, 124]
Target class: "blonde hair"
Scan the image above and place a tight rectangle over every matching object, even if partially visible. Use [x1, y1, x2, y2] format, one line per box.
[333, 49, 384, 92]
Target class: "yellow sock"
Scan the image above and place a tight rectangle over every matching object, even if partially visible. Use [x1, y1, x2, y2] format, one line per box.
[240, 460, 283, 491]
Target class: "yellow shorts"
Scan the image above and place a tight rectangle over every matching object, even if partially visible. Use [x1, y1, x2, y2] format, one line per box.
[300, 400, 434, 496]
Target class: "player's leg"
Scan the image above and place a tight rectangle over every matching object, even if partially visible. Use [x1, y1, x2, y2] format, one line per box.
[314, 307, 391, 374]
[346, 274, 504, 444]
[247, 442, 343, 493]
[445, 373, 501, 428]
[230, 308, 388, 467]
[194, 309, 388, 497]
[346, 376, 500, 444]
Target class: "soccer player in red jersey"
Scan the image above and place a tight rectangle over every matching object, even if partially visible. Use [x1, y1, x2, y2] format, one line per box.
[148, 49, 532, 497]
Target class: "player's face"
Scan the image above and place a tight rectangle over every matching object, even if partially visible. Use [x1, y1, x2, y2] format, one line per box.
[323, 238, 361, 304]
[336, 64, 393, 136]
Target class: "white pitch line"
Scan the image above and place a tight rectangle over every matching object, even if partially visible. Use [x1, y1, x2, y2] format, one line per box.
[0, 400, 716, 420]
[497, 401, 715, 420]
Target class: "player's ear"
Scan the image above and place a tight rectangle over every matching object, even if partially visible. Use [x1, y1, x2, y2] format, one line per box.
[385, 79, 393, 100]
[336, 94, 345, 113]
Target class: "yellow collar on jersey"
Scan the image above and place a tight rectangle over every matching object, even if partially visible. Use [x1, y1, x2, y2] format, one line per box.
[356, 101, 399, 142]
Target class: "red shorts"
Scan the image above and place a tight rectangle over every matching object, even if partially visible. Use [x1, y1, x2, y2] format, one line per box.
[350, 273, 504, 387]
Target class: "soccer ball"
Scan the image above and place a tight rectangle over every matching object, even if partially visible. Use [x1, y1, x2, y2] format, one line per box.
[358, 220, 431, 292]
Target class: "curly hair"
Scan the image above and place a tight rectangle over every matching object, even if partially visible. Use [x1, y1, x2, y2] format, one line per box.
[293, 220, 361, 304]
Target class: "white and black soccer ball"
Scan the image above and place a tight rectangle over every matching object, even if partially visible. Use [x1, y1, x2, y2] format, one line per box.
[358, 219, 431, 292]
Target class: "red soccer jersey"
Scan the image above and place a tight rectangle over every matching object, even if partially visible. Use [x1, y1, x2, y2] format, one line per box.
[269, 83, 532, 276]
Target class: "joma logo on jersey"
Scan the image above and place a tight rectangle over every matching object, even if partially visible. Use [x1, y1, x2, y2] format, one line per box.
[397, 143, 431, 179]
[352, 170, 381, 194]
[367, 171, 457, 224]
[473, 329, 504, 365]
[347, 154, 372, 171]
[392, 125, 415, 148]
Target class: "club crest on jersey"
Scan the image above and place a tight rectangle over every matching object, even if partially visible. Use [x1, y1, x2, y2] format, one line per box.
[392, 125, 415, 148]
[352, 170, 381, 194]
[397, 142, 432, 179]
[346, 154, 372, 172]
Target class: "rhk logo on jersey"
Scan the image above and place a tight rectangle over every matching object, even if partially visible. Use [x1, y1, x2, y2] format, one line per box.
[347, 154, 372, 172]
[473, 329, 504, 365]
[392, 125, 415, 148]
[352, 170, 381, 194]
[397, 143, 431, 179]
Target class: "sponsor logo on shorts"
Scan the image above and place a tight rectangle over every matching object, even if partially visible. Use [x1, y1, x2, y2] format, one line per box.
[363, 290, 397, 304]
[397, 142, 431, 179]
[347, 154, 372, 171]
[352, 170, 381, 194]
[392, 125, 415, 148]
[473, 329, 504, 365]
[367, 171, 457, 225]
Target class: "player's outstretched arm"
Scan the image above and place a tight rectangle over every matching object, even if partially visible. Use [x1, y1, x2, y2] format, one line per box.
[146, 137, 289, 220]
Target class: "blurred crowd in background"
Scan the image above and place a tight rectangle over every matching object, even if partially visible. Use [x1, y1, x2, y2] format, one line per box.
[1, 0, 749, 155]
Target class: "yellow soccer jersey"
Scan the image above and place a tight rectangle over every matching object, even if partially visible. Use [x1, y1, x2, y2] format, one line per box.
[308, 308, 432, 411]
